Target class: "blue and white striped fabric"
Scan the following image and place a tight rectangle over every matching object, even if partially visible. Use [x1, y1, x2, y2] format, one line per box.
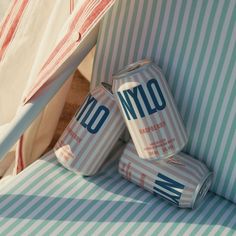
[0, 150, 235, 235]
[91, 0, 236, 203]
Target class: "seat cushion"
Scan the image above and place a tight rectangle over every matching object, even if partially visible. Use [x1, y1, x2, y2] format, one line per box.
[0, 150, 235, 235]
[91, 0, 236, 203]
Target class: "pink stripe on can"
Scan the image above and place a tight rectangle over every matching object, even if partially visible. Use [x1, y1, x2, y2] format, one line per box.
[112, 59, 188, 160]
[54, 83, 125, 176]
[119, 141, 213, 209]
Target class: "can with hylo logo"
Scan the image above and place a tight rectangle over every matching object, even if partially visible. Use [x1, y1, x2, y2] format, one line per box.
[54, 83, 126, 176]
[112, 59, 188, 160]
[119, 142, 213, 208]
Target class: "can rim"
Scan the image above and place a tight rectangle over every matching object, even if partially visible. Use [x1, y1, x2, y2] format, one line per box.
[101, 82, 112, 93]
[191, 171, 213, 209]
[113, 59, 152, 79]
[100, 82, 114, 98]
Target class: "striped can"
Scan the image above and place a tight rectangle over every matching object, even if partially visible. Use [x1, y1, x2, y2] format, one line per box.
[54, 83, 126, 176]
[112, 59, 188, 160]
[119, 142, 213, 209]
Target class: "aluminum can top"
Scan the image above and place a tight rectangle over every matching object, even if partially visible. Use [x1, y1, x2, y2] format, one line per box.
[113, 59, 152, 79]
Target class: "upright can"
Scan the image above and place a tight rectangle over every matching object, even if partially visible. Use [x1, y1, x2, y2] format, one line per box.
[54, 83, 126, 176]
[112, 59, 188, 160]
[119, 142, 213, 209]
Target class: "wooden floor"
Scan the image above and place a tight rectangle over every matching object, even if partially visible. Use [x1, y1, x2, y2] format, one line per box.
[46, 71, 90, 151]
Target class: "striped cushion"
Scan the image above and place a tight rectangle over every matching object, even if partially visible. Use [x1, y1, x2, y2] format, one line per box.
[91, 0, 236, 203]
[0, 150, 235, 235]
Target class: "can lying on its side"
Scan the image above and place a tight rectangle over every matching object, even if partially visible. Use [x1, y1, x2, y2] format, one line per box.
[113, 59, 188, 160]
[119, 142, 213, 209]
[54, 83, 126, 176]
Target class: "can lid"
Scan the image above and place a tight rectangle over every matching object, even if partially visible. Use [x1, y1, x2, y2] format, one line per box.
[192, 172, 213, 209]
[101, 82, 113, 95]
[113, 59, 152, 79]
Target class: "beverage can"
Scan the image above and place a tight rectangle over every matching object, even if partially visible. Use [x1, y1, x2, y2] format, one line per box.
[54, 83, 126, 176]
[119, 142, 213, 208]
[113, 59, 188, 160]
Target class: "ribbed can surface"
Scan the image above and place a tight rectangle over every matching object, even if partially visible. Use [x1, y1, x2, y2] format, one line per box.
[113, 59, 188, 160]
[54, 83, 126, 176]
[119, 142, 213, 209]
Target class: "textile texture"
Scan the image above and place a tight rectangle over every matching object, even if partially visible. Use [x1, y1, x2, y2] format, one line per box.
[91, 0, 236, 203]
[0, 150, 235, 235]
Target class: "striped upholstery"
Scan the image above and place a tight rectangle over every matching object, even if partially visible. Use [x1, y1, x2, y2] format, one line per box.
[0, 150, 235, 235]
[91, 0, 236, 203]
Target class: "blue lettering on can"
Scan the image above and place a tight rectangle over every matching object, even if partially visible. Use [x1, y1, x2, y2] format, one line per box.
[153, 173, 184, 206]
[75, 95, 110, 134]
[126, 86, 145, 118]
[117, 91, 137, 120]
[76, 95, 96, 121]
[138, 85, 157, 115]
[117, 78, 166, 120]
[86, 106, 110, 134]
[147, 79, 166, 110]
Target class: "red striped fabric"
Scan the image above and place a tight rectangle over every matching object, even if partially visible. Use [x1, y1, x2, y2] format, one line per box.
[70, 0, 75, 14]
[0, 0, 114, 172]
[0, 0, 29, 61]
[23, 0, 115, 104]
[0, 0, 29, 172]
[0, 0, 18, 39]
